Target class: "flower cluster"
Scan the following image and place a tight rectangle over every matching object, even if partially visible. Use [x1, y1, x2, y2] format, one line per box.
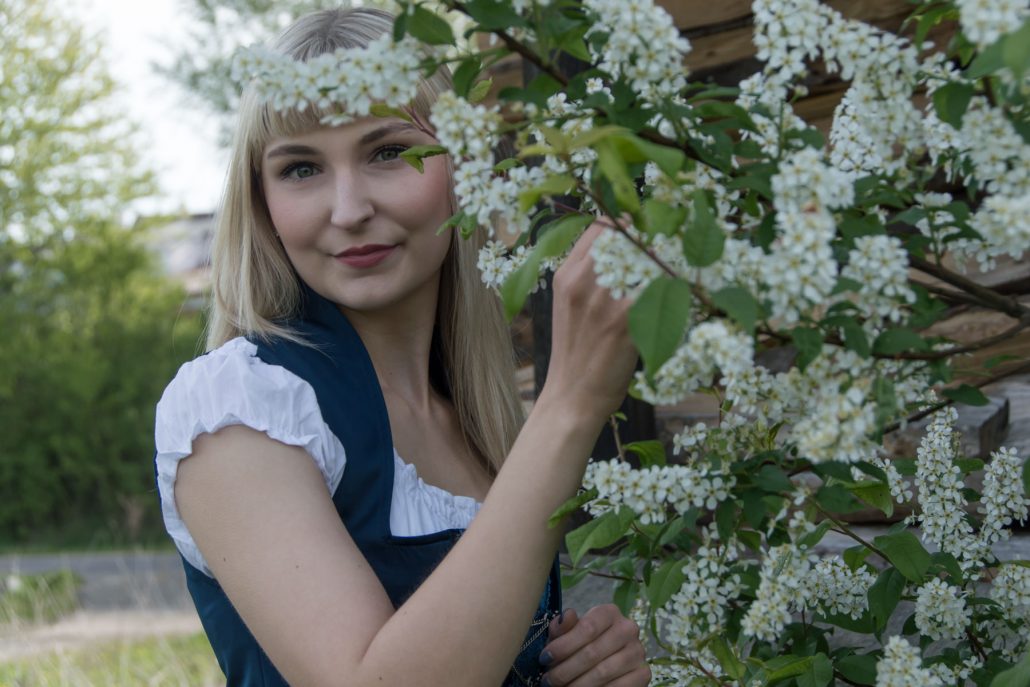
[875, 637, 943, 687]
[956, 0, 1030, 46]
[632, 319, 754, 406]
[589, 224, 685, 299]
[808, 557, 876, 619]
[741, 543, 812, 642]
[915, 578, 971, 641]
[842, 235, 917, 324]
[659, 524, 743, 665]
[912, 408, 982, 567]
[979, 446, 1030, 545]
[582, 0, 691, 103]
[231, 33, 425, 123]
[991, 564, 1030, 626]
[582, 459, 735, 525]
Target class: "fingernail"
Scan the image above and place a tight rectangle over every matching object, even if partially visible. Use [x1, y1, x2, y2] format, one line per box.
[558, 610, 569, 625]
[539, 650, 554, 667]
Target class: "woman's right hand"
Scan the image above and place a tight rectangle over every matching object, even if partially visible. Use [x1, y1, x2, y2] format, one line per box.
[542, 218, 639, 426]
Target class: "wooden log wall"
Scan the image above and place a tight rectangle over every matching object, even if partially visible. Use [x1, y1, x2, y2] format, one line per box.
[482, 0, 953, 133]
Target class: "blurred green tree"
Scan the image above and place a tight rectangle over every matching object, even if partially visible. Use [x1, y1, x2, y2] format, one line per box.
[0, 0, 203, 546]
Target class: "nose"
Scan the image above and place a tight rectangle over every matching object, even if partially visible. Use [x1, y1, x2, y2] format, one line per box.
[329, 168, 374, 230]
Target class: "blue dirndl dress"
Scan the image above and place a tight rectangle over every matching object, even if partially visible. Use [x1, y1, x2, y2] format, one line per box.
[162, 284, 562, 686]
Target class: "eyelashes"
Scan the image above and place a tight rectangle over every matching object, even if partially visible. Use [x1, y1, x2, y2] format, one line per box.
[276, 144, 411, 181]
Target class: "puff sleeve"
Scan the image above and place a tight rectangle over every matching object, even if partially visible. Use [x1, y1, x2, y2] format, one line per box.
[154, 337, 346, 577]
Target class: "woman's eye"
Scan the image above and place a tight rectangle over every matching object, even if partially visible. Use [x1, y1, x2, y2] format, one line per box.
[280, 162, 318, 180]
[373, 145, 407, 163]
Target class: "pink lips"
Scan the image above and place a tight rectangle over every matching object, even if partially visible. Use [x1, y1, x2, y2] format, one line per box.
[335, 244, 396, 268]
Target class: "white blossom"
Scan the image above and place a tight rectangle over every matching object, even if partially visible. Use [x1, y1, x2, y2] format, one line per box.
[991, 564, 1030, 626]
[956, 0, 1030, 46]
[915, 578, 971, 641]
[875, 636, 943, 687]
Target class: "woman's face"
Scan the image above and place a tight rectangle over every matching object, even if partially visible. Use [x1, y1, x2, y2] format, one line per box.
[260, 117, 453, 316]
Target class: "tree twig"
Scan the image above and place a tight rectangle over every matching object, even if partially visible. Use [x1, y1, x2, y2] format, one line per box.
[909, 254, 1030, 319]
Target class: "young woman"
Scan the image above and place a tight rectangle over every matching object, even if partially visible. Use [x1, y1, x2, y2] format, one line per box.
[154, 7, 648, 686]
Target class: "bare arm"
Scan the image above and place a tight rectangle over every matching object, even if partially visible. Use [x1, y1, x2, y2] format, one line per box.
[175, 222, 637, 687]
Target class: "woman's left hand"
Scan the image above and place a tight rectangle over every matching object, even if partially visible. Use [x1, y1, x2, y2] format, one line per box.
[538, 605, 650, 686]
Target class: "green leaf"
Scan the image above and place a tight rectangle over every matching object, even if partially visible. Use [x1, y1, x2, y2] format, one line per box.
[816, 484, 863, 513]
[537, 214, 593, 258]
[517, 175, 576, 214]
[369, 103, 414, 123]
[755, 464, 792, 493]
[398, 144, 447, 173]
[715, 499, 736, 541]
[850, 480, 894, 517]
[625, 440, 667, 468]
[408, 6, 455, 45]
[874, 531, 931, 583]
[991, 649, 1030, 687]
[708, 636, 746, 681]
[838, 317, 871, 358]
[873, 328, 929, 355]
[711, 285, 760, 333]
[647, 557, 687, 608]
[613, 577, 639, 615]
[874, 376, 898, 430]
[798, 520, 832, 549]
[791, 326, 823, 371]
[766, 656, 815, 681]
[798, 654, 833, 687]
[1023, 457, 1030, 498]
[612, 134, 686, 178]
[837, 653, 878, 685]
[451, 57, 482, 99]
[868, 567, 905, 631]
[640, 198, 687, 237]
[681, 191, 724, 267]
[596, 139, 640, 212]
[467, 77, 493, 103]
[462, 0, 527, 30]
[499, 254, 542, 321]
[942, 384, 990, 406]
[1001, 19, 1030, 79]
[568, 125, 629, 151]
[933, 82, 975, 129]
[844, 545, 872, 571]
[565, 507, 637, 565]
[548, 488, 597, 528]
[392, 8, 409, 41]
[493, 158, 520, 173]
[629, 276, 693, 376]
[966, 37, 1006, 79]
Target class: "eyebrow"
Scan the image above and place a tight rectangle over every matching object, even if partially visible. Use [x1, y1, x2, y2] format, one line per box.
[264, 122, 420, 160]
[358, 121, 418, 144]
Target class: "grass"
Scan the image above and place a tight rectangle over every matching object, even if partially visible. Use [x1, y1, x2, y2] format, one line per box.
[0, 571, 81, 625]
[0, 632, 223, 687]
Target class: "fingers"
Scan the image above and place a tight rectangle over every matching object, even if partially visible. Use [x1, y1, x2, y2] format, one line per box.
[540, 605, 644, 687]
[565, 646, 650, 687]
[547, 608, 579, 642]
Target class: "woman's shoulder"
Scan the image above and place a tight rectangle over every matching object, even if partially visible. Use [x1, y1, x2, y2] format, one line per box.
[154, 335, 348, 576]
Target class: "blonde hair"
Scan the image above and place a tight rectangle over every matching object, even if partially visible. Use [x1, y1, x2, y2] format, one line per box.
[207, 7, 524, 474]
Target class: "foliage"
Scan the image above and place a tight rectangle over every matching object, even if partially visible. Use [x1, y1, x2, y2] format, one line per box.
[0, 0, 205, 544]
[0, 632, 222, 686]
[227, 0, 1030, 684]
[0, 570, 82, 624]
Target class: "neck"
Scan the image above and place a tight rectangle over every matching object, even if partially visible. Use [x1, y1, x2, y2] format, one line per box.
[340, 276, 442, 415]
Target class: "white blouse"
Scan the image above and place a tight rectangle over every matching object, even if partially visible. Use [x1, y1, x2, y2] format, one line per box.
[154, 337, 482, 578]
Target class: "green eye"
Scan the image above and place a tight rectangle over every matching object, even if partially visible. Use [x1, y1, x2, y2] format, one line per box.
[281, 162, 318, 180]
[374, 145, 407, 163]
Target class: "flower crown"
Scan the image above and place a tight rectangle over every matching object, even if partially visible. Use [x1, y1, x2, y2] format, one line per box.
[230, 33, 430, 125]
